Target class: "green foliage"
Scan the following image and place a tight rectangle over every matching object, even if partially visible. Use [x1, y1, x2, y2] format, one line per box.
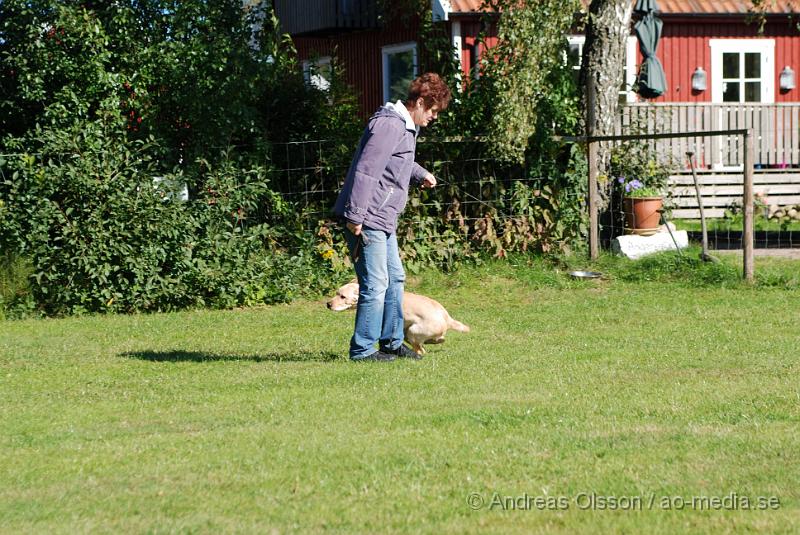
[0, 0, 593, 317]
[607, 142, 672, 201]
[401, 0, 588, 262]
[481, 0, 581, 163]
[0, 0, 357, 160]
[0, 125, 351, 315]
[414, 0, 584, 158]
[608, 143, 671, 190]
[0, 0, 361, 316]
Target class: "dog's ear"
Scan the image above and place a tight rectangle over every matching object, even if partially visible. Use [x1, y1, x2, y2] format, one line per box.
[345, 284, 359, 305]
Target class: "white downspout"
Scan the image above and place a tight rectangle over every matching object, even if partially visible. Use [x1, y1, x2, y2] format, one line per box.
[452, 20, 462, 90]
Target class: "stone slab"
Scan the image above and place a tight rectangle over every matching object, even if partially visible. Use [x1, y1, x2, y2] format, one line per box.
[611, 229, 689, 260]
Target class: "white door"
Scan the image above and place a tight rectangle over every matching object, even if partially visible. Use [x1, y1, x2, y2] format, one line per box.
[710, 39, 775, 168]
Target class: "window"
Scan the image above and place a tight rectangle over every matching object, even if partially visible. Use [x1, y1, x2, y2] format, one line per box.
[303, 56, 332, 91]
[566, 35, 585, 78]
[710, 39, 775, 103]
[566, 35, 638, 103]
[382, 42, 418, 103]
[624, 36, 638, 104]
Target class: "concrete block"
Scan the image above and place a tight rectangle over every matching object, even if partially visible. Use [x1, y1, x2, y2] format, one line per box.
[611, 229, 689, 260]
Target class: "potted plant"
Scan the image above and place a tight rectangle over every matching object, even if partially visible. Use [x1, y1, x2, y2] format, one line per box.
[619, 177, 663, 235]
[609, 143, 671, 236]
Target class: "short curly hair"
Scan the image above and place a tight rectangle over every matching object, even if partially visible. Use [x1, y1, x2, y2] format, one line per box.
[405, 73, 451, 111]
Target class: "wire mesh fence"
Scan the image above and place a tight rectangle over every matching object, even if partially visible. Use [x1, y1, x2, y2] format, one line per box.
[598, 133, 800, 252]
[0, 139, 582, 260]
[264, 138, 585, 254]
[619, 104, 800, 252]
[268, 137, 515, 222]
[3, 133, 799, 259]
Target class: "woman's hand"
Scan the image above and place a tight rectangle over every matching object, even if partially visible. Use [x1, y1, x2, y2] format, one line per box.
[422, 173, 437, 189]
[346, 222, 362, 236]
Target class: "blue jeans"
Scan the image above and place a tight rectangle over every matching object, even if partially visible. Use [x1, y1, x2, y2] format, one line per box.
[344, 227, 405, 360]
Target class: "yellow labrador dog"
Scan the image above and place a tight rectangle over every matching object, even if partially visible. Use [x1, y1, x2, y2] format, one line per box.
[327, 280, 469, 354]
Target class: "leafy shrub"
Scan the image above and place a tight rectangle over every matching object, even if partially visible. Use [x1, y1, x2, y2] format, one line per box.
[0, 0, 363, 316]
[0, 0, 596, 317]
[0, 121, 352, 315]
[607, 142, 672, 197]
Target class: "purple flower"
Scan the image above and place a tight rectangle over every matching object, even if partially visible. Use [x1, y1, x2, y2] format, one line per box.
[624, 179, 643, 194]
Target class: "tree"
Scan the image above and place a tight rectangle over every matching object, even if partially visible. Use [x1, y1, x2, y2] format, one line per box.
[748, 0, 800, 32]
[481, 0, 581, 163]
[579, 0, 634, 176]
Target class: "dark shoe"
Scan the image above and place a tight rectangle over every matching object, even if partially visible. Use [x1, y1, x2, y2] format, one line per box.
[355, 350, 396, 362]
[382, 344, 422, 360]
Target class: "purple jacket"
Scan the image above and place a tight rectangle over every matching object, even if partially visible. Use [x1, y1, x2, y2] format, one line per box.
[333, 103, 429, 234]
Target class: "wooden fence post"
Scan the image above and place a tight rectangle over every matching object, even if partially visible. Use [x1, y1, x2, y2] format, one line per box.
[743, 129, 755, 282]
[588, 141, 599, 261]
[587, 77, 599, 261]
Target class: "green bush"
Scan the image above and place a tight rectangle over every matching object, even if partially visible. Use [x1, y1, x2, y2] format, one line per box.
[411, 0, 588, 262]
[0, 129, 351, 315]
[0, 0, 594, 317]
[0, 0, 361, 316]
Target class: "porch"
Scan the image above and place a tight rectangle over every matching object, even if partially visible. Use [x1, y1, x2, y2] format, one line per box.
[620, 103, 800, 219]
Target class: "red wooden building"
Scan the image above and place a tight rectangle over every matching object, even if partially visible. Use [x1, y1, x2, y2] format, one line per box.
[277, 1, 800, 174]
[274, 0, 800, 217]
[650, 0, 800, 104]
[276, 1, 800, 111]
[273, 0, 498, 116]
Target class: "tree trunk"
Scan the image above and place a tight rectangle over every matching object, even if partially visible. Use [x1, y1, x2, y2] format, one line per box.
[580, 0, 634, 174]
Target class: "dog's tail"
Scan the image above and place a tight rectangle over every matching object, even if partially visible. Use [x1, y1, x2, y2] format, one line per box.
[447, 314, 470, 333]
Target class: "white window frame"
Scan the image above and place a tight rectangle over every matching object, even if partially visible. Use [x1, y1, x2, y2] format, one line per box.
[566, 35, 638, 103]
[381, 42, 418, 103]
[710, 39, 775, 103]
[624, 35, 638, 103]
[566, 35, 585, 73]
[451, 20, 463, 89]
[302, 56, 332, 91]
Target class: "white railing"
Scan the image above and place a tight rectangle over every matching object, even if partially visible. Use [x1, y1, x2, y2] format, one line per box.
[667, 169, 800, 219]
[620, 103, 800, 170]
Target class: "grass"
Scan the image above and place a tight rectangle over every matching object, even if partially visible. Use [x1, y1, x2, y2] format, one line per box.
[2, 252, 800, 534]
[0, 253, 33, 320]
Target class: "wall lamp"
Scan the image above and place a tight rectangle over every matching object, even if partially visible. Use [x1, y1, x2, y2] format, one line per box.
[780, 66, 796, 91]
[691, 67, 707, 91]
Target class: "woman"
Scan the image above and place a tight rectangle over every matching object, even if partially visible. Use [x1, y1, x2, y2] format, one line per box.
[333, 73, 451, 362]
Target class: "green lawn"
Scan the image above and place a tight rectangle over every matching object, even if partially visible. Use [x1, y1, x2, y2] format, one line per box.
[2, 253, 799, 534]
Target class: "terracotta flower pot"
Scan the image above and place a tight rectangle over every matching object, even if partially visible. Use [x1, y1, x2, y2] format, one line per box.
[623, 196, 663, 236]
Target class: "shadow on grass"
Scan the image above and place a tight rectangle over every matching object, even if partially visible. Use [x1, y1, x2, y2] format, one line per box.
[120, 350, 343, 363]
